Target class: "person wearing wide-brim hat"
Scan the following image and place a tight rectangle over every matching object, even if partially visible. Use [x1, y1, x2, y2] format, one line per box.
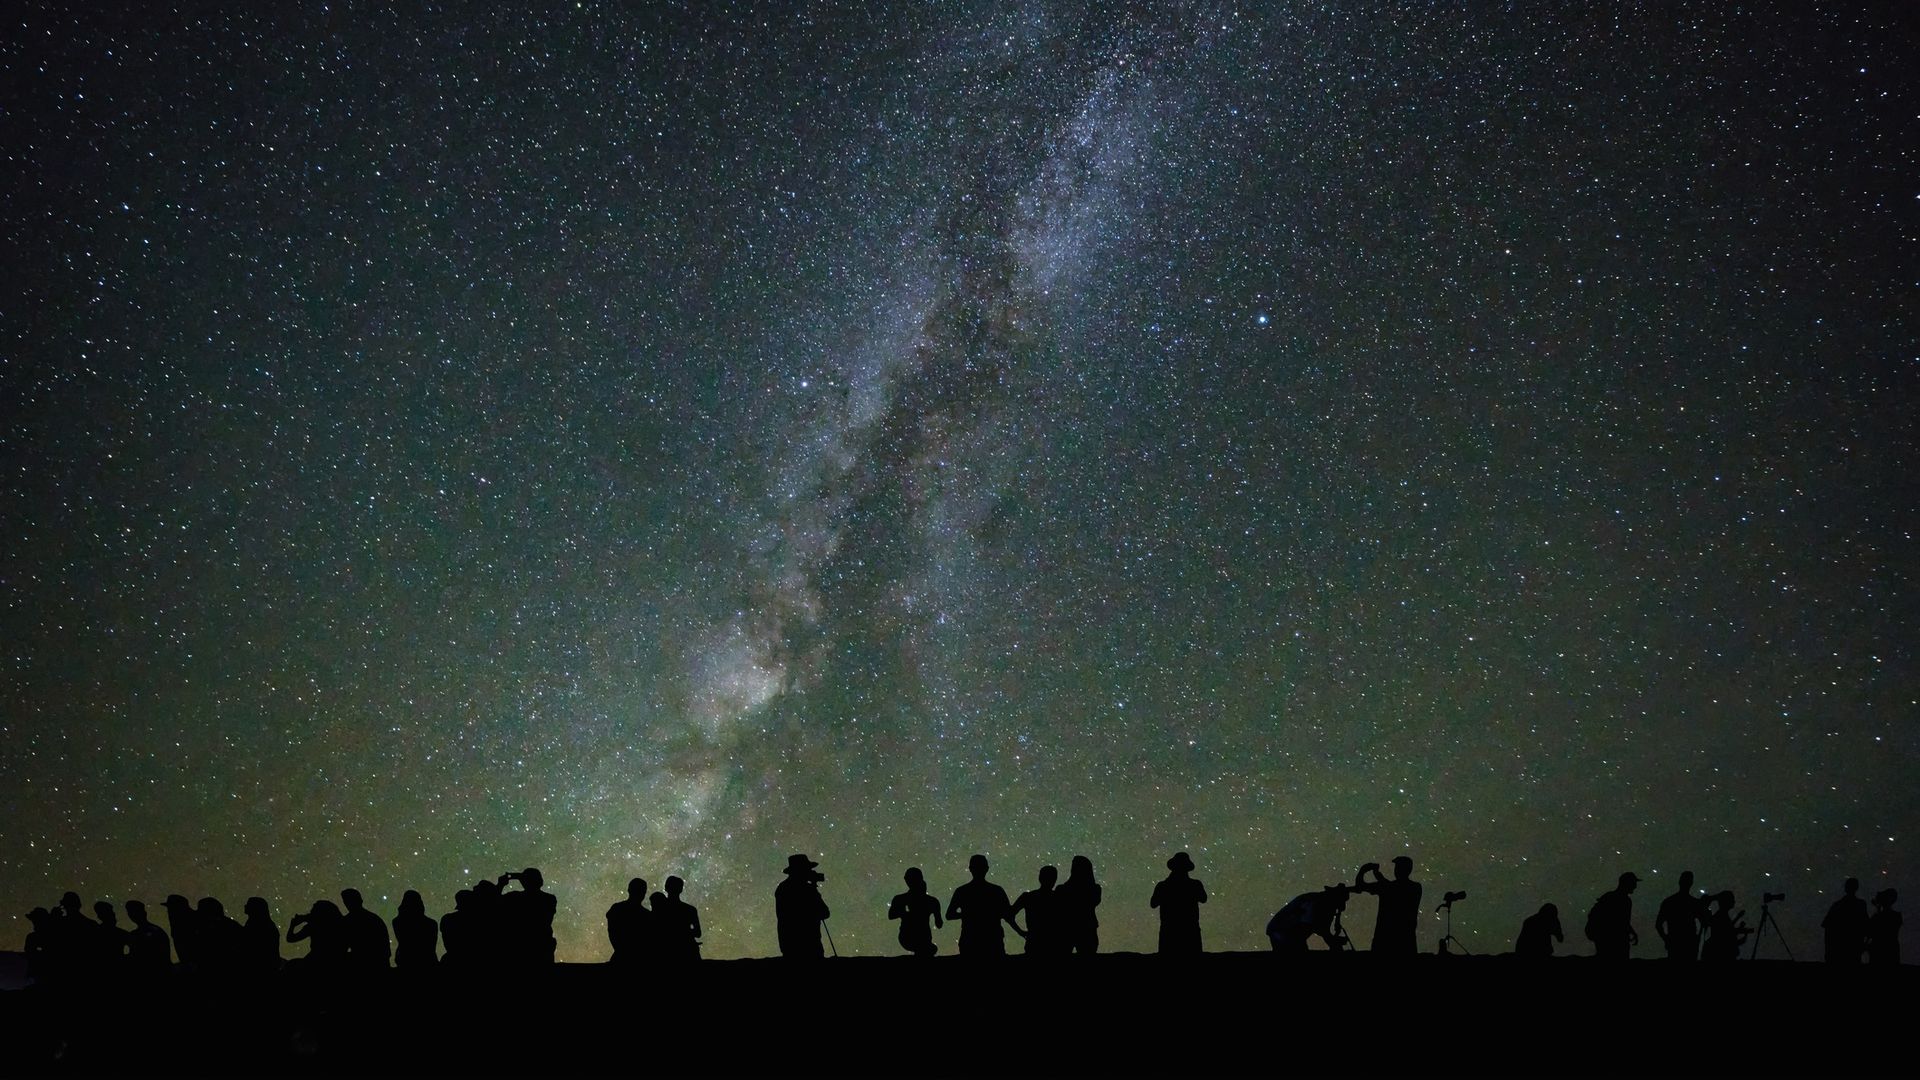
[1151, 851, 1207, 954]
[775, 854, 830, 958]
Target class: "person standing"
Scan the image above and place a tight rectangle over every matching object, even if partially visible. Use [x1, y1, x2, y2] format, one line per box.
[1822, 877, 1869, 963]
[1655, 871, 1705, 961]
[1009, 866, 1062, 956]
[1586, 873, 1640, 959]
[775, 854, 830, 959]
[887, 868, 943, 957]
[1866, 889, 1901, 965]
[1150, 852, 1208, 955]
[1354, 856, 1421, 956]
[1056, 855, 1103, 955]
[947, 855, 1019, 957]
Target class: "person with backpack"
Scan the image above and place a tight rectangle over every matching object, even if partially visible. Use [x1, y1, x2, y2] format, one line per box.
[1585, 872, 1640, 959]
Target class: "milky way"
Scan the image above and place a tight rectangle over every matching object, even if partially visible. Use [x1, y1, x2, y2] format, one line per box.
[3, 3, 1913, 961]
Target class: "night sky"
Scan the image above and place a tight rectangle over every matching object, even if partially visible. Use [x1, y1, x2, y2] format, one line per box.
[4, 3, 1914, 961]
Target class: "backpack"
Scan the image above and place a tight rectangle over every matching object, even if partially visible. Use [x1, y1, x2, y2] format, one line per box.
[1584, 894, 1607, 942]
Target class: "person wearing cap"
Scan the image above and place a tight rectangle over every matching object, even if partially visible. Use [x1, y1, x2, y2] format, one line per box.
[1865, 888, 1900, 965]
[124, 900, 172, 973]
[1585, 872, 1640, 959]
[1354, 855, 1422, 956]
[1150, 852, 1208, 955]
[775, 854, 830, 958]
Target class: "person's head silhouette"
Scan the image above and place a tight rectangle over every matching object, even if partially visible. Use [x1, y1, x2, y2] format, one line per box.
[969, 854, 990, 880]
[126, 900, 150, 926]
[198, 897, 226, 920]
[341, 889, 365, 913]
[666, 876, 685, 899]
[93, 900, 118, 927]
[1167, 852, 1195, 875]
[904, 867, 926, 893]
[1618, 872, 1640, 894]
[1071, 855, 1094, 880]
[521, 868, 546, 892]
[398, 890, 424, 918]
[1392, 856, 1413, 880]
[60, 892, 84, 917]
[1678, 870, 1695, 893]
[245, 897, 271, 923]
[1039, 865, 1058, 889]
[1844, 877, 1860, 897]
[627, 878, 646, 901]
[1873, 888, 1897, 909]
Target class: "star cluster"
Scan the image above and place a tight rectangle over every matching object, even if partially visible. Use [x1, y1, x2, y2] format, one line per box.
[3, 2, 1913, 960]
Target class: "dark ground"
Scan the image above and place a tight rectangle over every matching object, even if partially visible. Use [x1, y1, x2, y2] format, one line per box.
[1, 953, 1910, 1076]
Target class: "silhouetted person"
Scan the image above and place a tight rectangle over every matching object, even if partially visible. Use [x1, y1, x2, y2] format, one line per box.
[1353, 856, 1421, 956]
[651, 876, 701, 960]
[1056, 855, 1103, 955]
[440, 890, 476, 969]
[340, 889, 391, 972]
[1268, 884, 1352, 954]
[1151, 852, 1207, 955]
[607, 878, 653, 964]
[947, 854, 1019, 956]
[124, 900, 172, 974]
[469, 878, 504, 965]
[162, 894, 199, 967]
[1586, 872, 1640, 959]
[1514, 903, 1563, 958]
[92, 901, 131, 972]
[196, 897, 245, 974]
[287, 900, 347, 970]
[1655, 871, 1705, 961]
[50, 891, 95, 979]
[1822, 877, 1868, 963]
[1009, 866, 1062, 956]
[394, 890, 438, 969]
[242, 897, 282, 975]
[888, 868, 943, 957]
[775, 854, 830, 958]
[1700, 892, 1750, 962]
[24, 908, 54, 985]
[499, 868, 558, 966]
[1866, 889, 1901, 965]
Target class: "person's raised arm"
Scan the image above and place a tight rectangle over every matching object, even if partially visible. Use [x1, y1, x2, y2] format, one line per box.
[888, 894, 905, 921]
[946, 893, 963, 921]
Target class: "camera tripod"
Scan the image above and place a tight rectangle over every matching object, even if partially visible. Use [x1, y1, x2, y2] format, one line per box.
[1748, 896, 1793, 961]
[1436, 896, 1471, 956]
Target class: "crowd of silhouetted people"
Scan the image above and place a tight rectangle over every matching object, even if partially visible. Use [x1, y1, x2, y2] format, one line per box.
[19, 851, 1904, 986]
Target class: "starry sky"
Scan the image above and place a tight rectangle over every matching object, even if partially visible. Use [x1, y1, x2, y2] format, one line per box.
[3, 2, 1914, 961]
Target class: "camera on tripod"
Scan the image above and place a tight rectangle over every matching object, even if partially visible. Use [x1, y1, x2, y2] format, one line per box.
[1442, 890, 1467, 906]
[1762, 892, 1785, 903]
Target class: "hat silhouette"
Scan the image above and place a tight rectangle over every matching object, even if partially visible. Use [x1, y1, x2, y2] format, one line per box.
[784, 853, 819, 875]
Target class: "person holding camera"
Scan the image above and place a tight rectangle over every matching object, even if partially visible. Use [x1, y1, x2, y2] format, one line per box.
[887, 867, 942, 957]
[775, 854, 830, 958]
[947, 854, 1020, 957]
[1353, 856, 1421, 956]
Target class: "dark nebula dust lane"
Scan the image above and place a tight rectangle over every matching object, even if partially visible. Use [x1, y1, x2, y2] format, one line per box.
[2, 2, 1914, 960]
